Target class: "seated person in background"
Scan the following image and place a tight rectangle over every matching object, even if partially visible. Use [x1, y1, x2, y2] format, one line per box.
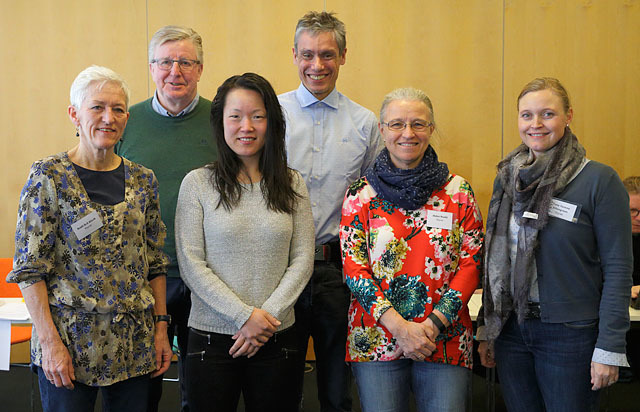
[623, 176, 640, 380]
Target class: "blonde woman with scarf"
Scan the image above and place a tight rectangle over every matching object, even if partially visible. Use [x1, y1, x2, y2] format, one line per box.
[477, 77, 633, 412]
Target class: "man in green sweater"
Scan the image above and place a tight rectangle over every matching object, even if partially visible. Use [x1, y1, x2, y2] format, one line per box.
[115, 25, 216, 412]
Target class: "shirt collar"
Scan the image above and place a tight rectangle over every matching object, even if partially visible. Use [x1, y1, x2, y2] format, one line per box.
[295, 83, 339, 109]
[151, 92, 200, 117]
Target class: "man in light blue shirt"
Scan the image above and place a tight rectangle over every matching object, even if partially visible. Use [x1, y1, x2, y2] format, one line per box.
[278, 11, 382, 412]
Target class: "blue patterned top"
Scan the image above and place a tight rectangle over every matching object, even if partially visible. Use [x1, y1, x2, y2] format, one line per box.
[8, 152, 169, 385]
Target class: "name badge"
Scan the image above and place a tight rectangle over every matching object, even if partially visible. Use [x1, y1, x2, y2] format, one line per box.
[426, 210, 453, 230]
[548, 198, 581, 223]
[523, 211, 538, 220]
[71, 210, 103, 240]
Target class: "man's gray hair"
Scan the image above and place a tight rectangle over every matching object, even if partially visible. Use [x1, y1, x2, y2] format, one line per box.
[70, 65, 130, 110]
[148, 25, 203, 63]
[294, 11, 346, 56]
[380, 87, 435, 126]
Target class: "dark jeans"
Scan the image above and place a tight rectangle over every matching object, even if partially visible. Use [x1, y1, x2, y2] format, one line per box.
[148, 277, 191, 412]
[185, 326, 298, 412]
[494, 314, 601, 412]
[294, 261, 352, 412]
[37, 367, 150, 412]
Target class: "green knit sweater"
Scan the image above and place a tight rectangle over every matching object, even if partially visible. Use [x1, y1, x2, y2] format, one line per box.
[116, 96, 217, 277]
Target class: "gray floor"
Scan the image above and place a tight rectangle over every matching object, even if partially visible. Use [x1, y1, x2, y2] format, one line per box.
[1, 362, 637, 411]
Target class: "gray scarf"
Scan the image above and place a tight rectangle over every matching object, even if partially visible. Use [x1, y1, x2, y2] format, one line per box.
[482, 127, 586, 343]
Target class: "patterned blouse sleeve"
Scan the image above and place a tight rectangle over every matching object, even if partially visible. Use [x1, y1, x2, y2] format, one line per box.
[433, 178, 484, 323]
[145, 172, 169, 280]
[340, 179, 394, 321]
[8, 161, 59, 288]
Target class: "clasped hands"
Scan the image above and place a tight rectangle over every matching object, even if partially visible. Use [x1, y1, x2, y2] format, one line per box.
[393, 318, 440, 362]
[229, 308, 280, 358]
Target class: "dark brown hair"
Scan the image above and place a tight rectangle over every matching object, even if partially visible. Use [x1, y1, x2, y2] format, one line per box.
[208, 72, 299, 213]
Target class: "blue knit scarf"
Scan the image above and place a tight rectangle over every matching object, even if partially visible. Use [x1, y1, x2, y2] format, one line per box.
[365, 146, 449, 210]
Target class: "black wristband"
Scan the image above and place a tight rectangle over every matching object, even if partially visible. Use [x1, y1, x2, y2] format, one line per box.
[154, 314, 172, 325]
[427, 313, 446, 334]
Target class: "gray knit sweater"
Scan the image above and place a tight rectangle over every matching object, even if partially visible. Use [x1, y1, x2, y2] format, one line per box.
[175, 167, 315, 335]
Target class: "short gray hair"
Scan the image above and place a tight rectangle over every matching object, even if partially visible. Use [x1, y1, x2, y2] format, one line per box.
[294, 11, 346, 56]
[148, 25, 203, 63]
[380, 87, 435, 125]
[69, 65, 130, 110]
[624, 176, 640, 195]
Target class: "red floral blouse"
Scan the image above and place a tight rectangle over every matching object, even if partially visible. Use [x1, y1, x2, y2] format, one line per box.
[339, 174, 483, 368]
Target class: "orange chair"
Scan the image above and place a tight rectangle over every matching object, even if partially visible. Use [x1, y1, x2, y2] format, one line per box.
[1, 257, 35, 412]
[0, 258, 32, 346]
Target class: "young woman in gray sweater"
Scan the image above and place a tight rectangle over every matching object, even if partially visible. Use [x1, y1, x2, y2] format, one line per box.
[175, 73, 314, 412]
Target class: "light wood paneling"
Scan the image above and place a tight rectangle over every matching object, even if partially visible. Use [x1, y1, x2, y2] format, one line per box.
[503, 0, 640, 178]
[1, 1, 149, 258]
[1, 1, 639, 257]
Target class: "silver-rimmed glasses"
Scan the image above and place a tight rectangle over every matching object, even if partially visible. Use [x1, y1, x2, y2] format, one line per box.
[381, 120, 432, 132]
[151, 58, 200, 72]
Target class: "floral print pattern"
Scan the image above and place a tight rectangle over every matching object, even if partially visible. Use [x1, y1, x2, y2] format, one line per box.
[340, 174, 483, 368]
[8, 152, 169, 386]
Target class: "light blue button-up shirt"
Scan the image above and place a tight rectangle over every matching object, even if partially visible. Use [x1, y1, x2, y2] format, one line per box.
[279, 84, 382, 244]
[151, 91, 200, 117]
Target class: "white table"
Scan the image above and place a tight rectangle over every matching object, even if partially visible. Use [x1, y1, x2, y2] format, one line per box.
[0, 298, 31, 371]
[467, 291, 640, 321]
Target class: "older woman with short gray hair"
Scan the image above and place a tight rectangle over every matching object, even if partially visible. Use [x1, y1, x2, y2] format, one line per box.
[8, 65, 171, 412]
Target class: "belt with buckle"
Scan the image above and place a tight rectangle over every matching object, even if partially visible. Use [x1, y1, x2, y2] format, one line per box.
[314, 241, 340, 264]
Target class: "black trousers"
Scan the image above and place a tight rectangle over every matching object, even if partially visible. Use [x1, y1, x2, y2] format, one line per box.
[185, 327, 298, 412]
[293, 260, 352, 412]
[148, 277, 191, 412]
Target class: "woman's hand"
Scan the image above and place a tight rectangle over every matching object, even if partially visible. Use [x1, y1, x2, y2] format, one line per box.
[590, 362, 618, 390]
[40, 337, 76, 389]
[478, 341, 496, 368]
[151, 322, 172, 378]
[228, 334, 262, 358]
[396, 322, 437, 361]
[631, 285, 640, 299]
[229, 308, 280, 358]
[380, 308, 436, 361]
[21, 280, 76, 389]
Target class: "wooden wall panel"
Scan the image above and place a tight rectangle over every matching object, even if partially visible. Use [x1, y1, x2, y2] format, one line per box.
[503, 0, 640, 180]
[1, 0, 638, 258]
[0, 0, 148, 257]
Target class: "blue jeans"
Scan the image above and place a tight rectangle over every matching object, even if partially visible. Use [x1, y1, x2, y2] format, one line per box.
[185, 326, 298, 412]
[149, 277, 191, 412]
[293, 261, 352, 412]
[351, 359, 470, 412]
[37, 367, 150, 412]
[494, 314, 601, 412]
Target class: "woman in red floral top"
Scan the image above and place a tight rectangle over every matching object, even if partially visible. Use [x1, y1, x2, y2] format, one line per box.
[339, 88, 483, 411]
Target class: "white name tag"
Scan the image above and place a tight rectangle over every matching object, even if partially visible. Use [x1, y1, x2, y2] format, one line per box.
[71, 210, 103, 240]
[548, 198, 580, 223]
[523, 211, 538, 220]
[426, 210, 453, 230]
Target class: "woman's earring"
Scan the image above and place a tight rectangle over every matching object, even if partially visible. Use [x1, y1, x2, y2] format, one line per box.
[75, 128, 79, 137]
